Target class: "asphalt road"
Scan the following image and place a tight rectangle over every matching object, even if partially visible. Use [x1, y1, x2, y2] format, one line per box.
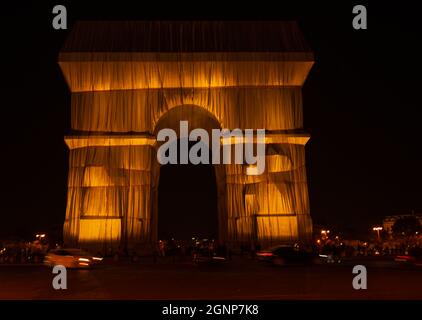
[1, 257, 422, 300]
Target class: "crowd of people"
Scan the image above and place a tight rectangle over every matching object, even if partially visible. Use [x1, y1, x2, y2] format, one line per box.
[3, 236, 422, 265]
[152, 238, 230, 262]
[0, 240, 49, 264]
[315, 239, 422, 259]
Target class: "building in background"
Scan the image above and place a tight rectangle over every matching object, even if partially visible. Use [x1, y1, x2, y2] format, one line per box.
[383, 211, 422, 235]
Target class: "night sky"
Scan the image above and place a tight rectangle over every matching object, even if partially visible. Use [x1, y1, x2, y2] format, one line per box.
[0, 1, 421, 240]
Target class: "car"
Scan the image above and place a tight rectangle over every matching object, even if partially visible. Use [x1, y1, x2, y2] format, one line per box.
[395, 247, 422, 266]
[44, 248, 103, 269]
[194, 254, 227, 265]
[193, 250, 227, 265]
[256, 244, 318, 266]
[192, 241, 228, 266]
[317, 253, 342, 264]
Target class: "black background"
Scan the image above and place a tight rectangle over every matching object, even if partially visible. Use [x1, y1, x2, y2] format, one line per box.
[0, 1, 421, 240]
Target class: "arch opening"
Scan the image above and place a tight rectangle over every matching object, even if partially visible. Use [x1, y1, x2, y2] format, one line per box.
[152, 105, 224, 243]
[157, 140, 218, 241]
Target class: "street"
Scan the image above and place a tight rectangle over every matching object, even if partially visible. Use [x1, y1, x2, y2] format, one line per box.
[1, 257, 422, 300]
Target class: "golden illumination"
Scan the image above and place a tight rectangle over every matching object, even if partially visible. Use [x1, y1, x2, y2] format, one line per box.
[61, 21, 314, 251]
[59, 57, 314, 92]
[78, 219, 121, 242]
[256, 216, 299, 242]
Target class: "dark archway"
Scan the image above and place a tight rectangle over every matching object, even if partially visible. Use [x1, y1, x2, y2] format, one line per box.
[158, 153, 218, 241]
[153, 105, 222, 242]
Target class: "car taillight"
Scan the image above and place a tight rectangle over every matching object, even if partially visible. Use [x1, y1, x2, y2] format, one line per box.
[257, 252, 273, 257]
[395, 255, 412, 262]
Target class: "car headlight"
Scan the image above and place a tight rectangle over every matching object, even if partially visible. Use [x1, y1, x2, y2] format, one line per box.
[78, 257, 90, 262]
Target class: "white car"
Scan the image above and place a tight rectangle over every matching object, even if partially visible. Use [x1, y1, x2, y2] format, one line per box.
[44, 249, 103, 268]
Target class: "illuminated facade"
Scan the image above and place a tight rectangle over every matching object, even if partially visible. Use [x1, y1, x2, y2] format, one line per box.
[60, 21, 314, 253]
[383, 213, 422, 235]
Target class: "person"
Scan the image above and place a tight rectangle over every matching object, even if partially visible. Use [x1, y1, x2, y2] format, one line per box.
[152, 248, 158, 264]
[131, 251, 139, 262]
[250, 242, 256, 259]
[159, 240, 166, 257]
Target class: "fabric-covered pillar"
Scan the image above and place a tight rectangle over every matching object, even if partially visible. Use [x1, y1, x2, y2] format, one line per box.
[64, 145, 153, 254]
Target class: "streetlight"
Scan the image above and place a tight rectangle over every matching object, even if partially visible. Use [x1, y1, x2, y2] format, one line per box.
[373, 226, 382, 241]
[321, 230, 330, 240]
[35, 234, 46, 241]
